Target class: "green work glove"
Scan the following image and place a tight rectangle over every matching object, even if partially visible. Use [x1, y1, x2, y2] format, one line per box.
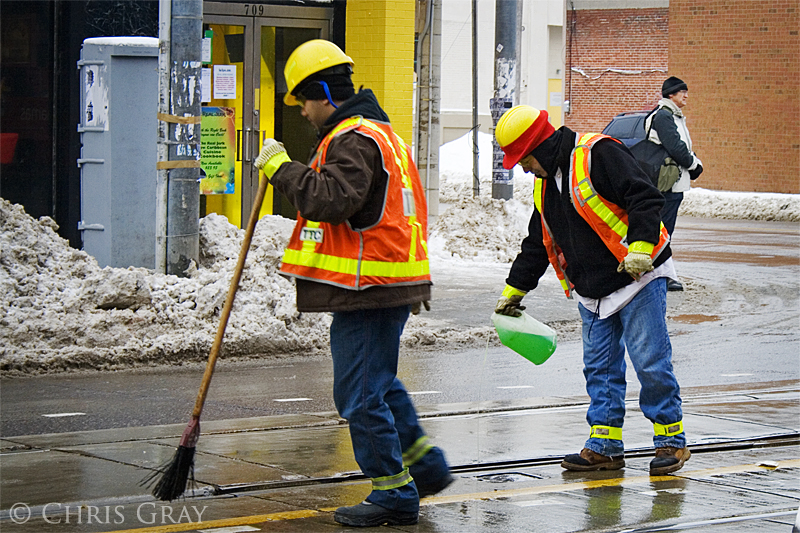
[617, 241, 655, 281]
[495, 284, 527, 317]
[255, 138, 291, 178]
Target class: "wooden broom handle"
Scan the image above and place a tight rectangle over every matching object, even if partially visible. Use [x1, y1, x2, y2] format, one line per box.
[192, 173, 270, 417]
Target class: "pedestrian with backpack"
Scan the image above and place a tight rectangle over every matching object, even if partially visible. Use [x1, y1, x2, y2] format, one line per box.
[645, 76, 703, 291]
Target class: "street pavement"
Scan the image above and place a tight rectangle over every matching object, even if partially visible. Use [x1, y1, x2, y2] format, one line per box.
[1, 381, 798, 532]
[1, 216, 799, 532]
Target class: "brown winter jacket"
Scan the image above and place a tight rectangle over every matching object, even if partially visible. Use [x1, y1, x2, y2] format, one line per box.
[269, 89, 432, 312]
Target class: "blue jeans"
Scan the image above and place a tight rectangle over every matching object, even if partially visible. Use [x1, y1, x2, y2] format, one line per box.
[330, 305, 424, 513]
[579, 278, 685, 456]
[661, 191, 683, 237]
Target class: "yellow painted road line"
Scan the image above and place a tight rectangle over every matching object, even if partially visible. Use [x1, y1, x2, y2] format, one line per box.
[108, 509, 323, 533]
[107, 459, 800, 533]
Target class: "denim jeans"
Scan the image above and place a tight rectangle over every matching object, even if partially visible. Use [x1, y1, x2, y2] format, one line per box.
[579, 278, 685, 456]
[661, 191, 684, 236]
[330, 305, 423, 513]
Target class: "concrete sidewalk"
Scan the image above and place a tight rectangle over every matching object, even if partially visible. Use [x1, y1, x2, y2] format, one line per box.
[2, 380, 798, 532]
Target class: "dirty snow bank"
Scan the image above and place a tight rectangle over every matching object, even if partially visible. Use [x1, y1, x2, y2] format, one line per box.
[0, 200, 330, 374]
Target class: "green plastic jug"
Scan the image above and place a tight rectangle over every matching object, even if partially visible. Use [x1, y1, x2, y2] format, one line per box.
[491, 311, 557, 365]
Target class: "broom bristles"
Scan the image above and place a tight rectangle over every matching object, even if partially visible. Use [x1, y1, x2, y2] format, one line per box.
[140, 417, 200, 501]
[143, 445, 195, 501]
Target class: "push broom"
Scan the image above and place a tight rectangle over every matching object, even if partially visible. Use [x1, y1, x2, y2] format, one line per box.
[143, 171, 270, 501]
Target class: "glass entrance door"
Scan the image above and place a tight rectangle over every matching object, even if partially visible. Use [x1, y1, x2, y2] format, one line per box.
[202, 2, 332, 227]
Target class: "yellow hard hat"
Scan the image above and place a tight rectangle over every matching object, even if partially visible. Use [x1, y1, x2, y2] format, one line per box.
[495, 105, 555, 169]
[283, 39, 354, 106]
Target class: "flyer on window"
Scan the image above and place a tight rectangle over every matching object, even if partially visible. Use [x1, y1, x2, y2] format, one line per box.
[200, 107, 236, 195]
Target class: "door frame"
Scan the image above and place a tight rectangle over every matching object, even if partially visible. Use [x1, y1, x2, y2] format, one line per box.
[203, 1, 333, 224]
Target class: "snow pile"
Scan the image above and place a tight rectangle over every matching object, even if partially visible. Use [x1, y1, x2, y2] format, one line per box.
[0, 200, 330, 374]
[1, 131, 798, 374]
[679, 188, 800, 221]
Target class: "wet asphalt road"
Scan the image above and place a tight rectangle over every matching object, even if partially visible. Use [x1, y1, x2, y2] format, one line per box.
[1, 216, 798, 437]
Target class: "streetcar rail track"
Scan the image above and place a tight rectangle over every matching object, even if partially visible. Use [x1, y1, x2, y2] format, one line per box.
[210, 432, 799, 496]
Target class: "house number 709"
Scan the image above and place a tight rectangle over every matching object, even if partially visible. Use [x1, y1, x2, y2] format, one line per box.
[244, 5, 266, 16]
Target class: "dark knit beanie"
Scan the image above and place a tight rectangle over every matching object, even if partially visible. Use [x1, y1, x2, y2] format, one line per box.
[296, 64, 355, 102]
[661, 76, 688, 97]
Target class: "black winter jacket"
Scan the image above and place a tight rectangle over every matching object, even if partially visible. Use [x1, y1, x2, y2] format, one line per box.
[650, 108, 695, 169]
[270, 89, 432, 312]
[506, 127, 671, 300]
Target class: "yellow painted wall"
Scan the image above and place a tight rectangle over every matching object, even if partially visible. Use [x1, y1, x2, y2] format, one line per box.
[345, 0, 416, 143]
[547, 78, 563, 129]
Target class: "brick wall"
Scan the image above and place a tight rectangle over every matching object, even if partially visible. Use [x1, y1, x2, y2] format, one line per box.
[346, 0, 416, 142]
[565, 2, 799, 193]
[564, 8, 669, 132]
[669, 0, 799, 193]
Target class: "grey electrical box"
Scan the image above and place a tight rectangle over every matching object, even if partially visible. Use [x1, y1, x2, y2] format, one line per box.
[78, 37, 158, 269]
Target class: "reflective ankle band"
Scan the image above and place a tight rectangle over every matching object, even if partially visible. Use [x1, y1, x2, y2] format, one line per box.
[403, 435, 433, 467]
[654, 421, 683, 436]
[372, 467, 413, 491]
[590, 425, 622, 440]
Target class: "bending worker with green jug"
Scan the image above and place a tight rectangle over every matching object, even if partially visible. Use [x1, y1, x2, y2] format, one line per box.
[493, 105, 690, 475]
[254, 39, 452, 528]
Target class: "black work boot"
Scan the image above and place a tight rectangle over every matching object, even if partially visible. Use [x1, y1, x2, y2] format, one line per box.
[650, 446, 691, 475]
[667, 279, 684, 291]
[561, 448, 625, 471]
[413, 470, 455, 498]
[333, 502, 418, 527]
[408, 446, 455, 498]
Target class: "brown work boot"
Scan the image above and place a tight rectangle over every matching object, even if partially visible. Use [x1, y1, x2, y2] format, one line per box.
[650, 446, 691, 475]
[561, 448, 625, 471]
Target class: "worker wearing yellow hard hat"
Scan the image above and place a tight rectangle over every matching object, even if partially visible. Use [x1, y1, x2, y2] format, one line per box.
[283, 39, 354, 107]
[493, 104, 689, 477]
[255, 40, 453, 528]
[495, 105, 555, 169]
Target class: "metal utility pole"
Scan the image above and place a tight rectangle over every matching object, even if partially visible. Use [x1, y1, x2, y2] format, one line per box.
[156, 0, 202, 276]
[490, 0, 521, 200]
[472, 0, 479, 198]
[416, 0, 441, 218]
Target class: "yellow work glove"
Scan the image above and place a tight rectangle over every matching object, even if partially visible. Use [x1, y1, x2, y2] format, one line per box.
[254, 138, 291, 178]
[616, 241, 655, 281]
[411, 300, 431, 315]
[495, 284, 528, 317]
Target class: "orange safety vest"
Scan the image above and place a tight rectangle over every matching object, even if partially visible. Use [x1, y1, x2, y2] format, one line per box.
[534, 133, 671, 298]
[279, 116, 430, 289]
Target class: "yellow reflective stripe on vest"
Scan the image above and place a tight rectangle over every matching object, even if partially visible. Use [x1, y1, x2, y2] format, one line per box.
[353, 119, 427, 262]
[533, 177, 544, 213]
[573, 134, 628, 240]
[654, 420, 684, 437]
[558, 278, 570, 293]
[330, 116, 363, 136]
[282, 248, 430, 279]
[372, 467, 413, 491]
[359, 120, 413, 190]
[283, 248, 357, 275]
[301, 221, 321, 254]
[402, 436, 433, 467]
[590, 425, 623, 440]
